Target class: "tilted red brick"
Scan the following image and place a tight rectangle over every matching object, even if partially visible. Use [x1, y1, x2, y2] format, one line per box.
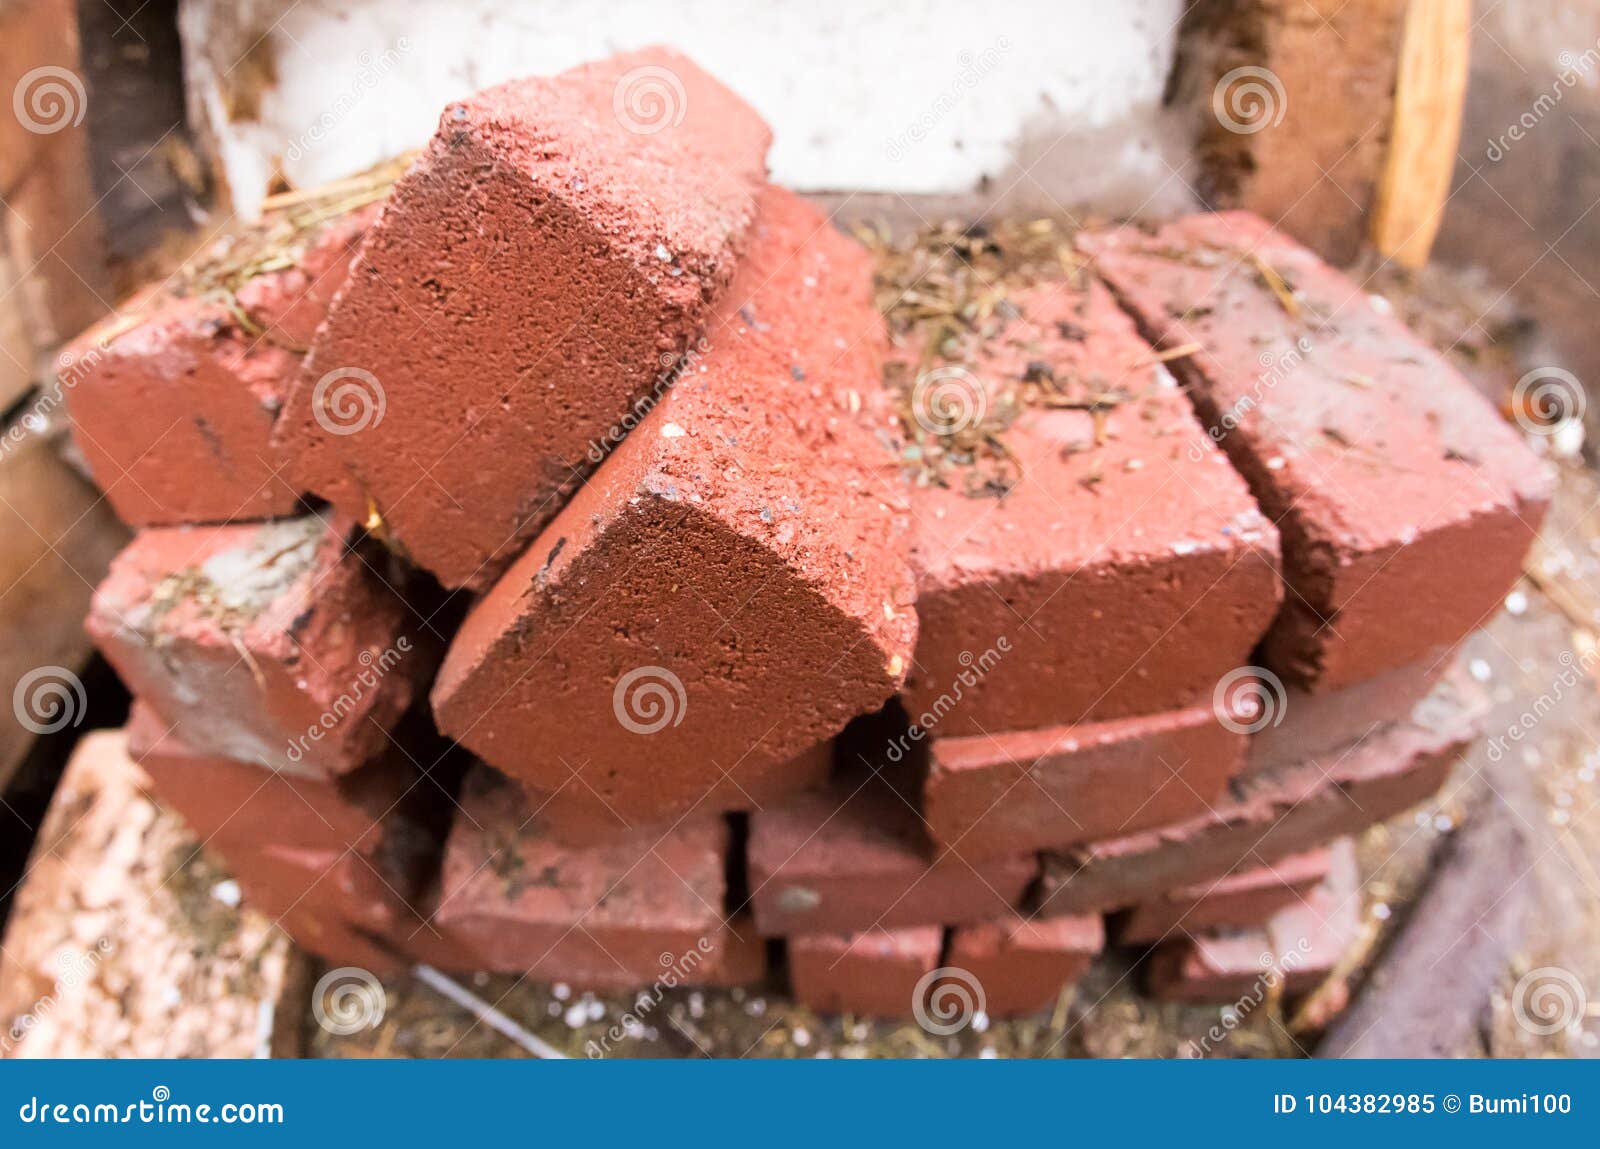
[787, 926, 941, 1019]
[275, 47, 772, 589]
[431, 187, 916, 822]
[1118, 844, 1335, 944]
[946, 913, 1104, 1019]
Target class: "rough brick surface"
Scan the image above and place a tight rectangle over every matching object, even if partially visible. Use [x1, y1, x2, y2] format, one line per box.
[903, 281, 1280, 733]
[946, 913, 1104, 1018]
[1119, 845, 1334, 944]
[429, 766, 733, 985]
[62, 203, 377, 526]
[87, 512, 426, 777]
[747, 764, 1034, 936]
[1037, 678, 1480, 915]
[1082, 213, 1552, 691]
[276, 48, 772, 589]
[924, 699, 1249, 861]
[1147, 839, 1360, 1003]
[432, 187, 915, 821]
[787, 926, 941, 1018]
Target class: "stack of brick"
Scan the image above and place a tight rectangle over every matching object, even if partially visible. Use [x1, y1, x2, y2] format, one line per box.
[60, 47, 1551, 1025]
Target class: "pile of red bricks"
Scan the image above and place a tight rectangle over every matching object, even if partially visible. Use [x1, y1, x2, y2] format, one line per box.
[64, 49, 1551, 1026]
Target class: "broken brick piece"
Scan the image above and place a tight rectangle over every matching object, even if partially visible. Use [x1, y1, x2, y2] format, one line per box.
[275, 47, 772, 589]
[1147, 839, 1361, 1003]
[61, 200, 379, 527]
[787, 926, 941, 1018]
[429, 766, 730, 986]
[432, 186, 916, 822]
[1082, 212, 1553, 690]
[747, 766, 1034, 936]
[947, 913, 1104, 1018]
[87, 511, 426, 778]
[1118, 845, 1334, 944]
[1037, 677, 1480, 915]
[904, 280, 1281, 732]
[924, 699, 1248, 861]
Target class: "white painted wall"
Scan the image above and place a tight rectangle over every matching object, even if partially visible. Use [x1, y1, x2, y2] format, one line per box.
[179, 0, 1196, 220]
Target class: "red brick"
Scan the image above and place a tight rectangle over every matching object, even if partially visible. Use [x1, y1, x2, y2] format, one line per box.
[903, 280, 1280, 734]
[275, 48, 772, 589]
[923, 699, 1248, 861]
[1082, 213, 1552, 691]
[430, 766, 730, 985]
[1119, 845, 1333, 944]
[1037, 677, 1480, 915]
[126, 702, 412, 855]
[747, 765, 1034, 936]
[87, 512, 426, 778]
[788, 926, 941, 1018]
[946, 913, 1103, 1018]
[1246, 659, 1444, 777]
[61, 203, 377, 527]
[432, 186, 915, 822]
[1147, 840, 1360, 1003]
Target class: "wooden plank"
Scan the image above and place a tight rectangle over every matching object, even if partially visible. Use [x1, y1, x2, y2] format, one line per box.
[0, 407, 127, 794]
[1370, 0, 1472, 268]
[0, 729, 310, 1058]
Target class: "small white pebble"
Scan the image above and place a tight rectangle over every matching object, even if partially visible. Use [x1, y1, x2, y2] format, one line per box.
[654, 244, 672, 262]
[563, 1003, 587, 1028]
[210, 880, 242, 908]
[1433, 814, 1454, 833]
[1266, 456, 1286, 471]
[792, 1026, 811, 1048]
[552, 982, 571, 1001]
[586, 999, 606, 1022]
[1372, 902, 1392, 921]
[661, 422, 687, 438]
[1505, 590, 1528, 616]
[1368, 293, 1393, 315]
[971, 1010, 990, 1034]
[1469, 658, 1493, 682]
[978, 1047, 998, 1059]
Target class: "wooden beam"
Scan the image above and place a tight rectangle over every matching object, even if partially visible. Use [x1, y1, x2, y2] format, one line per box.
[1370, 0, 1472, 268]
